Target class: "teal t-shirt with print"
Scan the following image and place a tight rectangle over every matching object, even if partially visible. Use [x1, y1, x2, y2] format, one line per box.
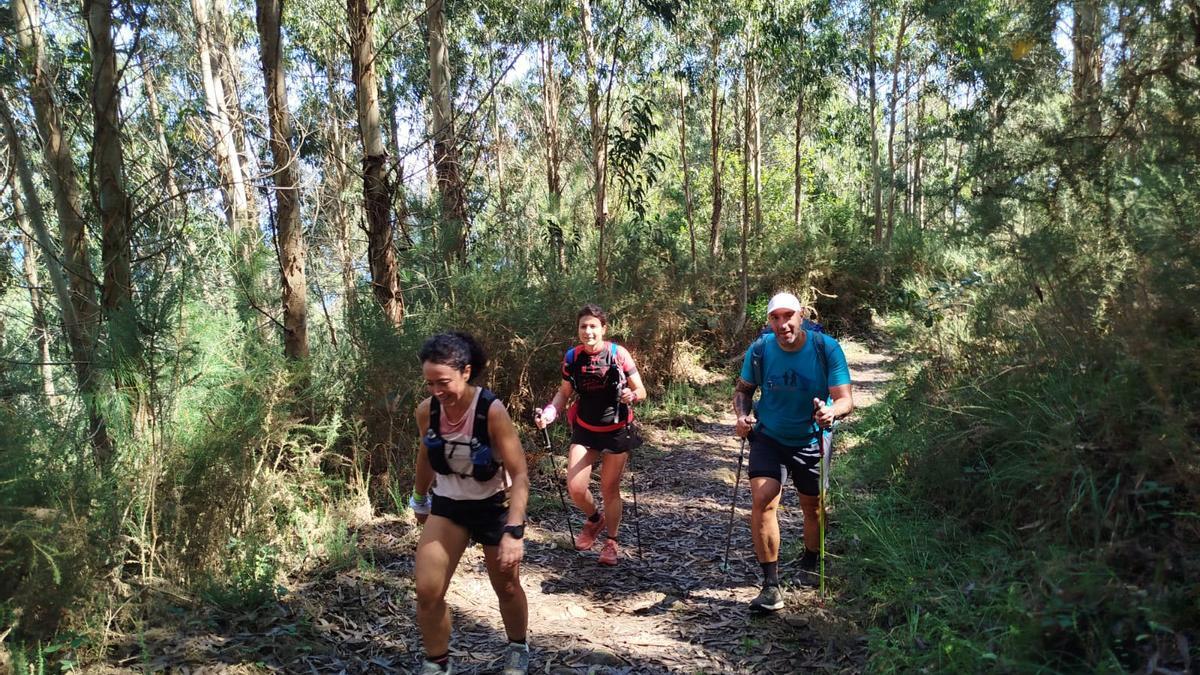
[739, 331, 851, 446]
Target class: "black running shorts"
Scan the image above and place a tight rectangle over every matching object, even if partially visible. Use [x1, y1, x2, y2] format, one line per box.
[570, 422, 642, 454]
[430, 493, 509, 546]
[747, 430, 822, 497]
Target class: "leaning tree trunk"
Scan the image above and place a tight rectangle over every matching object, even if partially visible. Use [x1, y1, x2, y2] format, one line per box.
[212, 0, 259, 218]
[190, 0, 250, 234]
[426, 0, 470, 259]
[256, 0, 308, 360]
[348, 0, 403, 328]
[579, 0, 609, 284]
[140, 56, 180, 201]
[0, 89, 112, 462]
[11, 174, 58, 406]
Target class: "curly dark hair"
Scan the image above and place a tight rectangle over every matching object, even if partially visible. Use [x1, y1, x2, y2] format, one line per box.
[418, 332, 487, 383]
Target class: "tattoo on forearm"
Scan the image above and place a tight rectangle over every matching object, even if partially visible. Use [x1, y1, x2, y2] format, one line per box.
[733, 379, 756, 416]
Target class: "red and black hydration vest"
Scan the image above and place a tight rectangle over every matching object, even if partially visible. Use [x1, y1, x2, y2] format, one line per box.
[424, 388, 500, 481]
[565, 342, 633, 432]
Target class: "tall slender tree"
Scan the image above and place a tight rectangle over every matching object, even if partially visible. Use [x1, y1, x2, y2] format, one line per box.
[348, 0, 403, 327]
[85, 0, 136, 359]
[708, 28, 724, 258]
[579, 0, 610, 283]
[427, 0, 470, 259]
[0, 89, 112, 461]
[256, 0, 309, 360]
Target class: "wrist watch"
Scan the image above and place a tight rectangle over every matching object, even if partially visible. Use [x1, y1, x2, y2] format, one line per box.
[502, 523, 525, 539]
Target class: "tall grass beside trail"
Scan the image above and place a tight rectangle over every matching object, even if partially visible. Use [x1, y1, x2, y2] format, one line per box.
[834, 300, 1198, 670]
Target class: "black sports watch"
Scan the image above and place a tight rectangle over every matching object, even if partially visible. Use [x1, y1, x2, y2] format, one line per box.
[502, 523, 525, 540]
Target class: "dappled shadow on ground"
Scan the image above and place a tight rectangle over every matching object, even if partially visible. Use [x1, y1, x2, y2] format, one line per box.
[97, 343, 891, 673]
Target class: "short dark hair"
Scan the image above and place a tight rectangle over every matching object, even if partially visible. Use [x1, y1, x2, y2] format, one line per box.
[418, 332, 487, 383]
[576, 303, 608, 326]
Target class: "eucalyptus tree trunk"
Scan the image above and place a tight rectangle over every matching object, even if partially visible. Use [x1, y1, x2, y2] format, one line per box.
[348, 0, 403, 328]
[0, 89, 112, 462]
[85, 0, 136, 362]
[793, 91, 804, 231]
[748, 55, 762, 233]
[868, 5, 882, 246]
[884, 6, 909, 247]
[539, 38, 565, 271]
[384, 72, 403, 167]
[11, 169, 58, 406]
[140, 57, 180, 200]
[1071, 0, 1103, 135]
[256, 0, 308, 360]
[190, 0, 250, 233]
[325, 59, 358, 331]
[579, 0, 609, 284]
[708, 30, 723, 259]
[21, 233, 57, 404]
[915, 83, 924, 229]
[489, 51, 506, 219]
[211, 0, 259, 210]
[426, 0, 470, 259]
[678, 76, 696, 268]
[739, 73, 749, 330]
[540, 40, 563, 208]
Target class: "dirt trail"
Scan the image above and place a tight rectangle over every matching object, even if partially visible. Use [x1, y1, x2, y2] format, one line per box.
[99, 339, 893, 674]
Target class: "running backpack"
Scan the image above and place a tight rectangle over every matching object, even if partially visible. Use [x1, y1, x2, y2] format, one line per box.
[424, 388, 501, 481]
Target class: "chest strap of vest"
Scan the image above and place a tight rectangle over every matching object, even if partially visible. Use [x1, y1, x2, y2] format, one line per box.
[424, 389, 501, 481]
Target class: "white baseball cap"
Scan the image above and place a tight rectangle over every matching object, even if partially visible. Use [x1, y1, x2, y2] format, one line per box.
[766, 292, 802, 317]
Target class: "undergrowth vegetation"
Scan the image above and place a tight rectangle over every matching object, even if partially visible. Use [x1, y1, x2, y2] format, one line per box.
[834, 190, 1199, 671]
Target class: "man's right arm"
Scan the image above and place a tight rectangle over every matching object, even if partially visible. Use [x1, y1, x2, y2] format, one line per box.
[733, 377, 757, 438]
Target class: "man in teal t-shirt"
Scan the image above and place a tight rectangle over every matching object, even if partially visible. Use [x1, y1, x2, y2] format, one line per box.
[732, 292, 855, 613]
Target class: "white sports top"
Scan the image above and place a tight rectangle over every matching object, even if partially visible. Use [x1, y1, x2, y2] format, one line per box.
[430, 387, 509, 501]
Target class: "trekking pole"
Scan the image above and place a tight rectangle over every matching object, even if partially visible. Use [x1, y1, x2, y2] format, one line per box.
[818, 426, 833, 603]
[541, 426, 575, 545]
[628, 450, 643, 559]
[722, 437, 747, 575]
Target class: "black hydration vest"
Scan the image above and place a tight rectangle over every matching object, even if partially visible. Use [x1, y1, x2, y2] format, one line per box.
[565, 342, 630, 427]
[424, 388, 500, 481]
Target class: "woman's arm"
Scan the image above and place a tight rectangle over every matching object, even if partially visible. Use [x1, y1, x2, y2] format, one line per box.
[489, 401, 528, 568]
[411, 399, 434, 522]
[621, 371, 647, 404]
[536, 380, 575, 428]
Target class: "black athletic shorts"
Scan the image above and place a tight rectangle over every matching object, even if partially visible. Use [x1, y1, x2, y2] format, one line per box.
[747, 429, 822, 497]
[430, 493, 509, 546]
[570, 422, 643, 455]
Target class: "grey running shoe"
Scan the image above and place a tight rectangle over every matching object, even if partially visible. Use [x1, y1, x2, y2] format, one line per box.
[418, 659, 452, 674]
[749, 584, 785, 613]
[502, 642, 530, 675]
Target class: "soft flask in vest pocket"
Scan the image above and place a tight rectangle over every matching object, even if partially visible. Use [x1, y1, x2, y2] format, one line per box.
[469, 438, 500, 481]
[423, 429, 446, 453]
